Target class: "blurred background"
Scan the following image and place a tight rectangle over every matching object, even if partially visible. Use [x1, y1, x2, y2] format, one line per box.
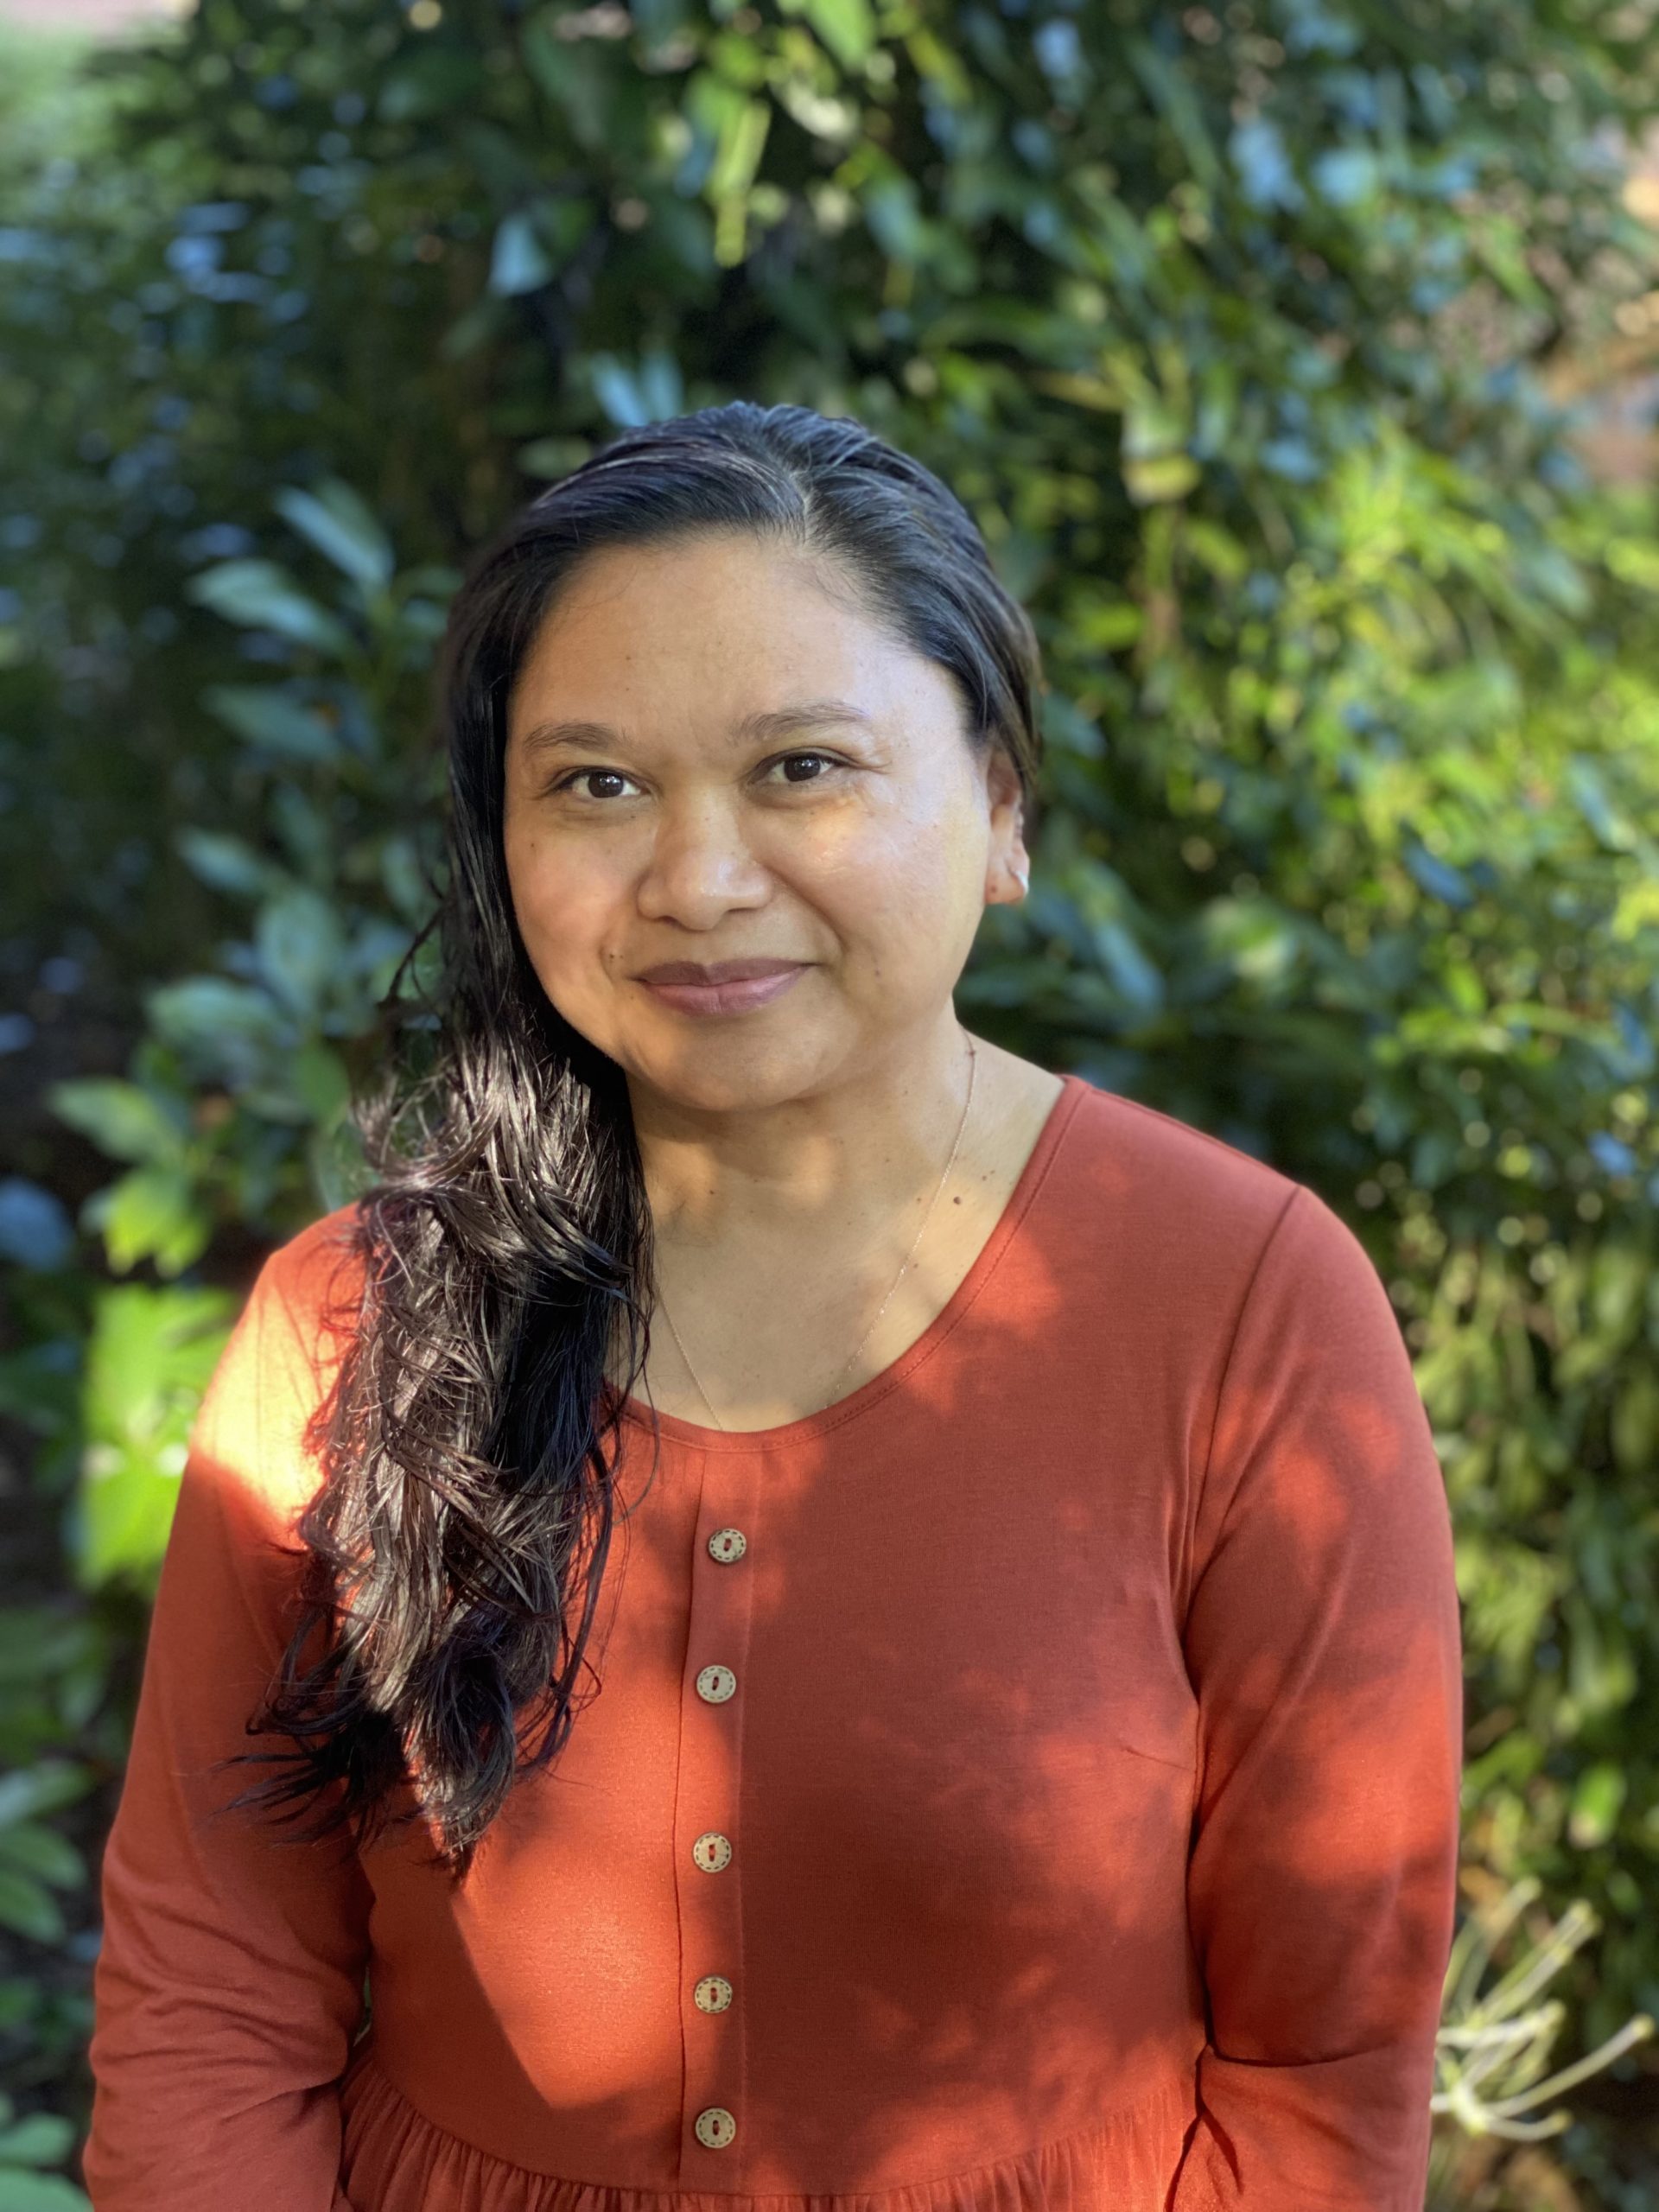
[3, 1, 1659, 2203]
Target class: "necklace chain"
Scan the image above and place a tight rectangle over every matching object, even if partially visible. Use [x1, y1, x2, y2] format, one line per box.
[656, 1036, 980, 1434]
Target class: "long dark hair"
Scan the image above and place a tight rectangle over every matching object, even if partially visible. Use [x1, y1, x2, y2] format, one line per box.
[220, 400, 1047, 1878]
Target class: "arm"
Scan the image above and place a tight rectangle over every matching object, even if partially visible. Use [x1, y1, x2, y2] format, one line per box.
[1169, 1185, 1464, 2209]
[83, 1228, 372, 2212]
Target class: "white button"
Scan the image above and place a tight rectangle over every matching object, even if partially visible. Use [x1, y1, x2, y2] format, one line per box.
[696, 1663, 737, 1704]
[693, 1831, 732, 1872]
[695, 2106, 736, 2149]
[708, 1527, 747, 1563]
[694, 1974, 733, 2012]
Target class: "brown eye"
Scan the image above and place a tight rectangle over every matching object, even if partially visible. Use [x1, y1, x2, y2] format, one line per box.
[550, 769, 639, 801]
[766, 752, 845, 785]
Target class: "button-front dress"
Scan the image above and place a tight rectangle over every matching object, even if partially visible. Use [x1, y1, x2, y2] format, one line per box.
[83, 1071, 1465, 2210]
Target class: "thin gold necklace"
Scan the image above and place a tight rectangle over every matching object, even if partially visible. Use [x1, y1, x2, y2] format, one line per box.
[656, 1036, 980, 1433]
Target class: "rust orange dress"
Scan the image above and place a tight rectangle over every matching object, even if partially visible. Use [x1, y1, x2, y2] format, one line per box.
[83, 1072, 1465, 2210]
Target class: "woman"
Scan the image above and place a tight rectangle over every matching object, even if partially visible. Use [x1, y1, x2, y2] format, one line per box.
[84, 400, 1464, 2211]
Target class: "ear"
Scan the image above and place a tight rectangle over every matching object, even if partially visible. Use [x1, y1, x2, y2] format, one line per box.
[983, 745, 1031, 906]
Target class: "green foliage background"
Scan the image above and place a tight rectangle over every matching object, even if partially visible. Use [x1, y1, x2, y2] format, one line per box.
[3, 0, 1659, 2200]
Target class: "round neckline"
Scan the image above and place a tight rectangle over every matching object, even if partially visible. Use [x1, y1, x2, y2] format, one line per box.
[601, 1070, 1089, 1453]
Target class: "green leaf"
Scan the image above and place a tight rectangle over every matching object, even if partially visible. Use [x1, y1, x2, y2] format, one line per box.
[0, 1827, 82, 1891]
[84, 1285, 234, 1432]
[0, 2113, 75, 2168]
[0, 1615, 99, 1691]
[1566, 758, 1637, 852]
[521, 24, 615, 151]
[256, 887, 345, 1020]
[0, 2172, 94, 2211]
[174, 828, 277, 900]
[46, 1080, 185, 1167]
[0, 1870, 63, 1946]
[1611, 1369, 1659, 1478]
[145, 977, 290, 1084]
[1123, 452, 1200, 505]
[183, 561, 353, 657]
[1568, 1761, 1628, 1848]
[1073, 598, 1143, 650]
[1124, 36, 1221, 190]
[291, 1039, 351, 1122]
[803, 0, 876, 71]
[0, 1343, 79, 1440]
[1090, 918, 1166, 1012]
[1472, 216, 1549, 309]
[272, 481, 395, 594]
[863, 175, 927, 263]
[706, 94, 771, 204]
[1199, 897, 1302, 991]
[1604, 536, 1659, 593]
[88, 1166, 210, 1278]
[201, 685, 341, 763]
[0, 1765, 94, 1829]
[1181, 519, 1249, 585]
[73, 1283, 235, 1592]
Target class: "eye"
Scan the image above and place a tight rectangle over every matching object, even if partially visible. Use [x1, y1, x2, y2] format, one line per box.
[762, 750, 845, 787]
[547, 767, 641, 802]
[545, 751, 848, 802]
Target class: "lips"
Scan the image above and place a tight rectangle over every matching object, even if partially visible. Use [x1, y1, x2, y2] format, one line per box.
[638, 963, 809, 1017]
[637, 959, 805, 984]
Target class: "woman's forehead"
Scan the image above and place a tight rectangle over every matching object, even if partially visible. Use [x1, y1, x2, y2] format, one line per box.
[506, 553, 956, 751]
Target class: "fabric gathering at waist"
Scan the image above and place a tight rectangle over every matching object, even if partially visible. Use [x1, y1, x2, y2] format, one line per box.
[335, 2042, 1198, 2212]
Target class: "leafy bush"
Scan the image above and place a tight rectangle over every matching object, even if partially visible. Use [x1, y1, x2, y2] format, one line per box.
[4, 0, 1659, 2197]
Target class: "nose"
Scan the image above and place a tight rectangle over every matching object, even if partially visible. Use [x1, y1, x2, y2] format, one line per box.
[634, 788, 772, 925]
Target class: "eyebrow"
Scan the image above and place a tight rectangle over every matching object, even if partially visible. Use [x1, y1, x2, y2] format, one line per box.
[516, 698, 878, 765]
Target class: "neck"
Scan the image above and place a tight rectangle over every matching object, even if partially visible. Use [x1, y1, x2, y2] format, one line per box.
[625, 1021, 985, 1255]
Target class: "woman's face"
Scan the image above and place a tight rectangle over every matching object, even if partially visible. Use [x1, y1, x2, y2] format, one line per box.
[500, 530, 1028, 1109]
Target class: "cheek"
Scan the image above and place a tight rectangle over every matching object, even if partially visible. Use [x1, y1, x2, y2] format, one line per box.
[819, 810, 971, 938]
[504, 829, 607, 965]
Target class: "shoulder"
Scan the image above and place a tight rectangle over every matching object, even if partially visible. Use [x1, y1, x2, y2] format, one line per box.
[1047, 1077, 1392, 1353]
[187, 1202, 370, 1520]
[1059, 1077, 1304, 1262]
[259, 1201, 371, 1362]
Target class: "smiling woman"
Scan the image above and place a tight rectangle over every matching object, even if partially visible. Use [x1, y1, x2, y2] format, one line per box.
[82, 402, 1463, 2212]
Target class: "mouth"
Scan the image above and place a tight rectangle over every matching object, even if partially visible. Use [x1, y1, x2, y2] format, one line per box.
[636, 962, 809, 1017]
[637, 959, 805, 984]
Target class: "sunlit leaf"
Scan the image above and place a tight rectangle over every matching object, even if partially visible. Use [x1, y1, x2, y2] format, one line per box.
[89, 1166, 210, 1278]
[803, 0, 875, 72]
[72, 1282, 236, 1592]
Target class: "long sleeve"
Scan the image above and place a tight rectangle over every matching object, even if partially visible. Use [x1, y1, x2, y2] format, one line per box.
[1168, 1184, 1464, 2209]
[83, 1230, 372, 2211]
